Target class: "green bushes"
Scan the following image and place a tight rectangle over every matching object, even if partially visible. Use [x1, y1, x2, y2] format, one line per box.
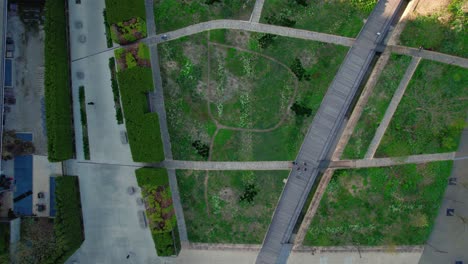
[79, 87, 90, 160]
[108, 58, 124, 124]
[135, 168, 180, 256]
[110, 17, 147, 45]
[44, 0, 74, 161]
[104, 0, 146, 24]
[117, 67, 165, 162]
[53, 176, 84, 262]
[103, 9, 113, 48]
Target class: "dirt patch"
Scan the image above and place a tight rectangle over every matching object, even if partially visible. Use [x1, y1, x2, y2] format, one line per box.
[183, 42, 206, 64]
[413, 0, 452, 16]
[299, 50, 318, 69]
[219, 187, 236, 202]
[164, 60, 179, 72]
[342, 176, 367, 196]
[226, 30, 251, 49]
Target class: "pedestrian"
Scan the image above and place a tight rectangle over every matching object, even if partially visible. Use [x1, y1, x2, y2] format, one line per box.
[126, 254, 130, 259]
[418, 46, 423, 52]
[297, 167, 301, 171]
[376, 32, 381, 36]
[87, 102, 94, 105]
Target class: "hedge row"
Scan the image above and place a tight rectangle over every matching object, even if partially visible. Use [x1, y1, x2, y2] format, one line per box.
[44, 0, 74, 161]
[104, 0, 146, 24]
[135, 168, 180, 256]
[53, 176, 84, 263]
[117, 67, 165, 162]
[79, 87, 90, 160]
[109, 58, 124, 124]
[103, 9, 113, 48]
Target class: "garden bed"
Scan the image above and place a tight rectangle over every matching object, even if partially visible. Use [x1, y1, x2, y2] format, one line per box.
[305, 161, 453, 246]
[177, 170, 287, 243]
[108, 58, 124, 124]
[110, 17, 147, 45]
[376, 60, 468, 157]
[260, 0, 377, 37]
[44, 0, 73, 161]
[158, 29, 347, 161]
[136, 168, 180, 256]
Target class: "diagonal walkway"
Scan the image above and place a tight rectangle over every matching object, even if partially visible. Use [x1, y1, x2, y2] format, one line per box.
[145, 0, 189, 243]
[389, 45, 468, 68]
[145, 19, 355, 47]
[256, 1, 406, 263]
[365, 56, 421, 158]
[250, 0, 265, 23]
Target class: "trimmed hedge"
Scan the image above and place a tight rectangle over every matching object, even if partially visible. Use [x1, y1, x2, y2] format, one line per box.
[104, 0, 146, 24]
[79, 87, 90, 160]
[109, 58, 124, 124]
[135, 168, 180, 256]
[54, 176, 84, 263]
[117, 67, 165, 162]
[44, 0, 74, 161]
[103, 9, 113, 48]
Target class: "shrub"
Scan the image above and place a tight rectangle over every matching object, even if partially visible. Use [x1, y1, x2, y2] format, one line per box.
[117, 67, 165, 162]
[110, 17, 147, 45]
[103, 9, 113, 48]
[104, 0, 146, 24]
[53, 176, 84, 262]
[108, 58, 124, 124]
[135, 168, 180, 256]
[191, 140, 209, 158]
[291, 101, 312, 117]
[79, 86, 90, 160]
[44, 0, 74, 161]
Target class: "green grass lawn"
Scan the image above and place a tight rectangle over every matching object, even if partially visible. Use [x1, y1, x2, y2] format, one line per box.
[305, 161, 452, 246]
[400, 0, 467, 58]
[342, 54, 412, 159]
[159, 29, 348, 161]
[376, 60, 468, 157]
[177, 170, 287, 243]
[260, 0, 377, 37]
[154, 0, 255, 33]
[136, 168, 180, 256]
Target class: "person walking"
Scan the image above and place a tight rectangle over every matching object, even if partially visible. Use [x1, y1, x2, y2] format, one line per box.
[87, 102, 95, 105]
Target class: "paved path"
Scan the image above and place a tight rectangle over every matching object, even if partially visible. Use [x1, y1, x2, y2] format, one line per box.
[250, 0, 265, 23]
[389, 45, 468, 68]
[145, 0, 189, 243]
[256, 1, 406, 263]
[364, 56, 421, 158]
[418, 118, 468, 264]
[145, 19, 355, 47]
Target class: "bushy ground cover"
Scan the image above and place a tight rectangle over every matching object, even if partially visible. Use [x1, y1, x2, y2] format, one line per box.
[154, 0, 255, 33]
[0, 223, 8, 259]
[108, 58, 124, 124]
[177, 170, 287, 243]
[79, 86, 90, 160]
[376, 60, 468, 157]
[110, 17, 147, 45]
[103, 9, 113, 48]
[117, 66, 164, 162]
[53, 176, 85, 263]
[305, 161, 453, 246]
[104, 0, 147, 44]
[342, 54, 412, 159]
[104, 0, 146, 24]
[115, 44, 151, 70]
[400, 0, 467, 57]
[260, 0, 377, 37]
[158, 29, 347, 161]
[44, 0, 73, 161]
[136, 168, 180, 256]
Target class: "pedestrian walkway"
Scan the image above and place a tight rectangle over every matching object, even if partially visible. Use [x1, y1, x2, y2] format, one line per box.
[365, 56, 421, 158]
[250, 0, 265, 23]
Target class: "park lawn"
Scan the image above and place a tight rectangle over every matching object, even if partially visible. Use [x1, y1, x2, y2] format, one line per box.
[342, 54, 412, 159]
[154, 0, 255, 33]
[376, 60, 468, 157]
[159, 29, 348, 161]
[177, 170, 287, 243]
[117, 66, 165, 162]
[260, 0, 377, 37]
[135, 168, 180, 256]
[400, 0, 467, 58]
[305, 161, 453, 246]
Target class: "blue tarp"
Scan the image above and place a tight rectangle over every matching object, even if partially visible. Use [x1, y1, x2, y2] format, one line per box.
[49, 177, 56, 217]
[4, 59, 12, 87]
[13, 133, 33, 216]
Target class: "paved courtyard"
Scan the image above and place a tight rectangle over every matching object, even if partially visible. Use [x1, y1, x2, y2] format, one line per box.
[64, 162, 159, 264]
